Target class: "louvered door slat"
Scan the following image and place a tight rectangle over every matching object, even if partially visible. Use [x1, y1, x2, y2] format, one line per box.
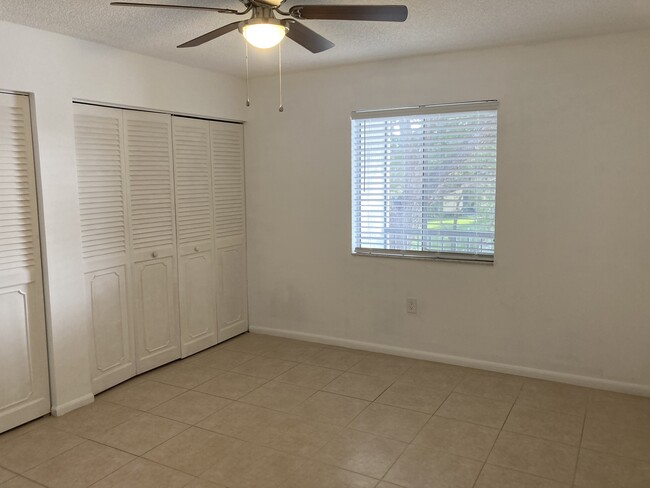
[211, 122, 245, 240]
[0, 102, 36, 273]
[173, 118, 213, 247]
[74, 108, 128, 262]
[124, 112, 176, 255]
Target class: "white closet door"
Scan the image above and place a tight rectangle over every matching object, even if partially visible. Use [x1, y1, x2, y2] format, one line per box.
[211, 121, 248, 341]
[0, 93, 50, 433]
[172, 117, 217, 357]
[124, 110, 180, 373]
[74, 104, 135, 393]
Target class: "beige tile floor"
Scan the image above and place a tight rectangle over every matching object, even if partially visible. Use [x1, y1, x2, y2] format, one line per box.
[1, 332, 650, 487]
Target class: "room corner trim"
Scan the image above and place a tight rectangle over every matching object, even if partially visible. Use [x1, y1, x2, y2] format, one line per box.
[250, 325, 650, 398]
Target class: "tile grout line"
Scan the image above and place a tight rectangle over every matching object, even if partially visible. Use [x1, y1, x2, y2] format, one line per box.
[571, 392, 592, 487]
[377, 370, 461, 484]
[472, 388, 585, 486]
[486, 427, 583, 449]
[0, 433, 85, 480]
[469, 373, 524, 488]
[78, 456, 140, 488]
[19, 437, 135, 488]
[0, 464, 44, 486]
[309, 363, 415, 485]
[340, 362, 418, 433]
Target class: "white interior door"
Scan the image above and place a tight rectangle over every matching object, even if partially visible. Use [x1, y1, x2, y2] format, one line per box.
[172, 116, 217, 357]
[211, 121, 248, 341]
[74, 104, 135, 393]
[124, 110, 180, 373]
[0, 93, 50, 433]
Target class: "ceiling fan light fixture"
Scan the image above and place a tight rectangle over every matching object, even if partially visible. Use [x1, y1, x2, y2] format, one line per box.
[241, 19, 288, 49]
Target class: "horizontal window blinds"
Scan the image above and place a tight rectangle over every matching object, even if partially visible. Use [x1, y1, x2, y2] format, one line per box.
[352, 102, 497, 261]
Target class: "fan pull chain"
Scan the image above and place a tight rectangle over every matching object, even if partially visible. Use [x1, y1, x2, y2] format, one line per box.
[278, 42, 284, 112]
[245, 41, 251, 107]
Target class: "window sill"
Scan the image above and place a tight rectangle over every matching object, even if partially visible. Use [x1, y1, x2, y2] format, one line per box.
[352, 249, 494, 265]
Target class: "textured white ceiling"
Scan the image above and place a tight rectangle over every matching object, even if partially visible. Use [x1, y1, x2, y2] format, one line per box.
[2, 0, 650, 78]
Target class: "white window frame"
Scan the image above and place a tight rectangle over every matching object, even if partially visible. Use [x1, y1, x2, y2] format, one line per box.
[351, 100, 498, 264]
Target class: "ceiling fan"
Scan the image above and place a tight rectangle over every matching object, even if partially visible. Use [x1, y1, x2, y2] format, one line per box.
[110, 0, 408, 53]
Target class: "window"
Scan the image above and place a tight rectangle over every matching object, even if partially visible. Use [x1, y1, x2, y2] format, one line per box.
[351, 101, 498, 263]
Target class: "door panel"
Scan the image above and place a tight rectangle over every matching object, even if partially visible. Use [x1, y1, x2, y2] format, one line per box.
[0, 288, 32, 408]
[85, 266, 134, 393]
[0, 93, 49, 433]
[74, 105, 129, 263]
[216, 238, 248, 341]
[172, 117, 213, 250]
[211, 121, 248, 341]
[134, 256, 179, 372]
[124, 111, 176, 263]
[178, 249, 217, 356]
[0, 281, 49, 433]
[210, 122, 246, 240]
[124, 111, 180, 371]
[173, 116, 218, 355]
[74, 104, 135, 393]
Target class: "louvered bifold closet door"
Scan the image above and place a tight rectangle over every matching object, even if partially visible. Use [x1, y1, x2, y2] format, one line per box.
[0, 93, 50, 433]
[172, 116, 218, 357]
[210, 121, 248, 341]
[74, 104, 135, 393]
[124, 110, 180, 373]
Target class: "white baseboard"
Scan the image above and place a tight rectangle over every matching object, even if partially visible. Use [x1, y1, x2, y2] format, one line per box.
[51, 393, 94, 417]
[250, 325, 650, 398]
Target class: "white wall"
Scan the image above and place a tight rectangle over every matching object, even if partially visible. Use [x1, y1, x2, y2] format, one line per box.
[246, 30, 650, 395]
[0, 21, 246, 414]
[2, 20, 649, 414]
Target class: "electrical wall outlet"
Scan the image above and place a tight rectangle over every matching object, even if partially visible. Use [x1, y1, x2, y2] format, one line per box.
[406, 298, 417, 314]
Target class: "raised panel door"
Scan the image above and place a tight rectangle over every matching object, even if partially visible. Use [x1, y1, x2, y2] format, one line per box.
[73, 103, 135, 393]
[210, 121, 248, 341]
[0, 93, 50, 433]
[172, 117, 217, 356]
[124, 111, 180, 371]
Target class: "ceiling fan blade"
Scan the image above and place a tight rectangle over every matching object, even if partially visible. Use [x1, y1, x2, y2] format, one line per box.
[285, 20, 334, 54]
[178, 21, 240, 48]
[110, 2, 238, 14]
[289, 5, 408, 22]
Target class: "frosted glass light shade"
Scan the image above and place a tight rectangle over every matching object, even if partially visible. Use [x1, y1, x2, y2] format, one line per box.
[242, 22, 287, 49]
